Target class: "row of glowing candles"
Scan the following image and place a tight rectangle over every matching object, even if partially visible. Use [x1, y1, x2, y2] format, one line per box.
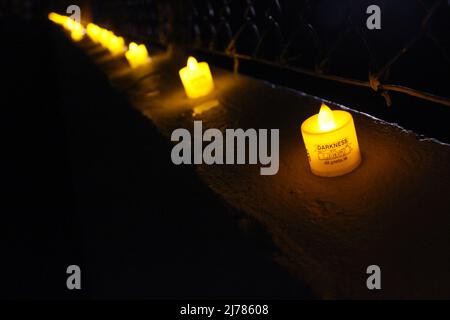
[48, 12, 362, 178]
[49, 12, 212, 98]
[48, 12, 150, 69]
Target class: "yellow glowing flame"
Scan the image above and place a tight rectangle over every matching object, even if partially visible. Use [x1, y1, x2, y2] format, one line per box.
[187, 56, 198, 70]
[48, 12, 85, 41]
[318, 103, 336, 131]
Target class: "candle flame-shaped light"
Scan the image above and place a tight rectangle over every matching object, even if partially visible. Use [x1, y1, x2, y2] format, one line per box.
[318, 103, 336, 131]
[301, 103, 362, 177]
[125, 42, 150, 68]
[179, 56, 214, 99]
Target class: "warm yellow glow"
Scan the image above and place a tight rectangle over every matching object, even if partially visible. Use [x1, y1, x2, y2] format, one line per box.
[87, 25, 126, 55]
[318, 103, 336, 131]
[179, 56, 214, 99]
[70, 23, 84, 41]
[48, 12, 67, 25]
[128, 42, 138, 54]
[125, 42, 150, 68]
[301, 104, 361, 177]
[107, 35, 125, 55]
[98, 29, 107, 45]
[48, 12, 58, 22]
[48, 12, 84, 41]
[86, 23, 101, 42]
[192, 99, 219, 116]
[64, 18, 75, 31]
[54, 15, 85, 41]
[187, 56, 198, 70]
[99, 29, 114, 47]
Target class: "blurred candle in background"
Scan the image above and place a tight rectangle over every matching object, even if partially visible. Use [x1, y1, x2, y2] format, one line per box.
[301, 103, 361, 177]
[48, 12, 67, 25]
[70, 22, 84, 42]
[125, 42, 150, 68]
[107, 35, 125, 55]
[86, 23, 101, 42]
[99, 29, 114, 48]
[179, 56, 214, 99]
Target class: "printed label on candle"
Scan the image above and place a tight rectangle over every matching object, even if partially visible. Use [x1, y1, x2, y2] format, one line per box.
[316, 137, 352, 163]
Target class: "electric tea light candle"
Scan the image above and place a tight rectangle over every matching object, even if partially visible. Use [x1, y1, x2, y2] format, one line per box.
[48, 12, 67, 25]
[301, 103, 361, 177]
[125, 42, 150, 68]
[107, 35, 125, 55]
[179, 56, 214, 99]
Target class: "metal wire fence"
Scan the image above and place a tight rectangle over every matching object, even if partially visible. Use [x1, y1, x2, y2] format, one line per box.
[91, 0, 450, 109]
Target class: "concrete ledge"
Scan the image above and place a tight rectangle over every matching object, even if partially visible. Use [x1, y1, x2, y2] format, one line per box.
[81, 40, 450, 299]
